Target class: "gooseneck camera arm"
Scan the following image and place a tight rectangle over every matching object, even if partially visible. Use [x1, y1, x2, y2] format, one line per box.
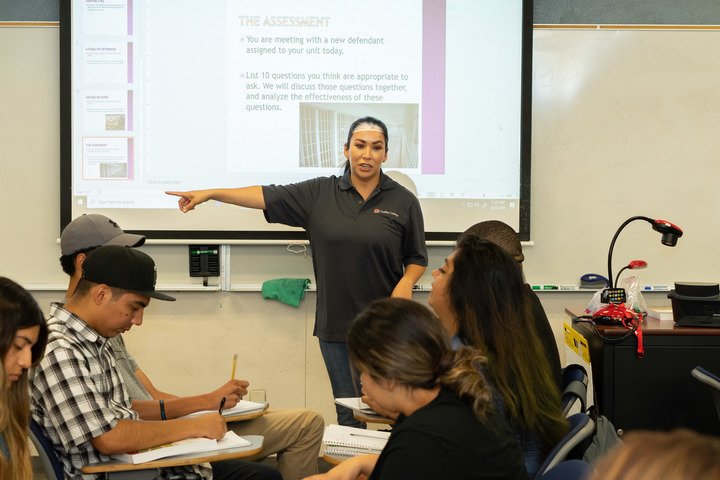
[607, 216, 683, 289]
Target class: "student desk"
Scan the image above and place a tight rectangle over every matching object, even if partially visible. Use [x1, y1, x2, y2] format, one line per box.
[223, 402, 269, 423]
[82, 435, 263, 478]
[322, 452, 354, 467]
[353, 410, 395, 425]
[566, 308, 720, 434]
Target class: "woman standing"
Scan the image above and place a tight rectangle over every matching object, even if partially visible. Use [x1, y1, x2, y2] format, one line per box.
[424, 236, 567, 477]
[167, 117, 427, 426]
[308, 298, 528, 480]
[0, 277, 48, 479]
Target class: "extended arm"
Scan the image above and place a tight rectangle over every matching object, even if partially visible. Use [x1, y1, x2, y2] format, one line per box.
[391, 263, 426, 299]
[131, 368, 248, 420]
[305, 454, 378, 480]
[91, 414, 227, 455]
[166, 186, 266, 212]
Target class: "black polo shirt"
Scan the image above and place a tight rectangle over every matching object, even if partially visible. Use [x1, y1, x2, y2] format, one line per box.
[263, 170, 427, 341]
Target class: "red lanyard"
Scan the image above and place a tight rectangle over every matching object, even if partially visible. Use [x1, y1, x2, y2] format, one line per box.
[622, 312, 644, 358]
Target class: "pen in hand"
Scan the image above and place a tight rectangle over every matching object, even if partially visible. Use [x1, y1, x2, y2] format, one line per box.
[219, 396, 226, 414]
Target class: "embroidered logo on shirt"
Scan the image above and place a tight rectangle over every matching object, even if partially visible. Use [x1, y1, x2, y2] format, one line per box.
[373, 208, 399, 218]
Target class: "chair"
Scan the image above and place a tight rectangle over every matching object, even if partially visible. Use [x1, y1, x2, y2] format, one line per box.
[534, 413, 595, 479]
[560, 364, 588, 417]
[29, 419, 159, 480]
[28, 419, 64, 480]
[538, 459, 594, 480]
[691, 365, 720, 420]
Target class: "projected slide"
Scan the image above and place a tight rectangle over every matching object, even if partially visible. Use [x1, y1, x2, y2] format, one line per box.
[66, 0, 529, 237]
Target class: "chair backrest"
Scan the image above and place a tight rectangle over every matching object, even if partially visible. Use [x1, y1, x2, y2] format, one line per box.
[534, 413, 595, 479]
[691, 365, 720, 420]
[28, 419, 64, 480]
[560, 364, 588, 417]
[538, 459, 594, 480]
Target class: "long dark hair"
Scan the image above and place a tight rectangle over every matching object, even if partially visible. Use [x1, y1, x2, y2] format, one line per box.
[348, 298, 494, 420]
[0, 277, 48, 480]
[342, 116, 389, 172]
[450, 237, 567, 451]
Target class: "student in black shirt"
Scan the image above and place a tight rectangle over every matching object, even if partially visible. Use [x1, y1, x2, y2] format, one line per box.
[308, 298, 528, 480]
[457, 220, 562, 388]
[427, 237, 568, 477]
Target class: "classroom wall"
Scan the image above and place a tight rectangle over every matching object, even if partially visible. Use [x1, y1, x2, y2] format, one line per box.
[3, 1, 720, 425]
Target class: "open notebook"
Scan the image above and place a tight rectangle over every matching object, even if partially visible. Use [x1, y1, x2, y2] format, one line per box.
[333, 397, 377, 415]
[181, 400, 267, 419]
[323, 424, 390, 457]
[111, 431, 251, 464]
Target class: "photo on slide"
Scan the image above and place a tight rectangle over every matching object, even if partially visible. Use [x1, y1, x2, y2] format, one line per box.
[298, 103, 419, 170]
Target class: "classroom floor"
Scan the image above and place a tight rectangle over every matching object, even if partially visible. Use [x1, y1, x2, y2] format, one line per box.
[32, 455, 334, 479]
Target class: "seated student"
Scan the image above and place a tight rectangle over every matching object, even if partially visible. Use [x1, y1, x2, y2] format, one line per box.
[31, 245, 281, 480]
[59, 214, 324, 480]
[308, 298, 528, 480]
[592, 429, 720, 480]
[0, 277, 48, 480]
[457, 220, 562, 387]
[425, 237, 567, 477]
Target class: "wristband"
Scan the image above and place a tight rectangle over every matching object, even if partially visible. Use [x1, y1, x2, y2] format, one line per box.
[159, 399, 167, 420]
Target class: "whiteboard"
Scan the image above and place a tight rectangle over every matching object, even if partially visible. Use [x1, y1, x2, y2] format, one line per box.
[524, 28, 720, 287]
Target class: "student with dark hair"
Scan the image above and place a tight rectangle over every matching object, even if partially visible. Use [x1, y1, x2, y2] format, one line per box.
[458, 220, 562, 387]
[167, 116, 428, 427]
[424, 237, 568, 477]
[308, 298, 527, 480]
[57, 215, 323, 480]
[58, 213, 145, 295]
[0, 277, 48, 480]
[31, 246, 282, 480]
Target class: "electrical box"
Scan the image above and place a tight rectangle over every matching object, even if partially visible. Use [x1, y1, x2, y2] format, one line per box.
[188, 245, 220, 277]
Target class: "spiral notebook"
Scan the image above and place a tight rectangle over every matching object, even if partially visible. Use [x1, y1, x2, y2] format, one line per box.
[322, 424, 390, 457]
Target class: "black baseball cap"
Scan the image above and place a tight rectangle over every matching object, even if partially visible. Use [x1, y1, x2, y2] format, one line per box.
[82, 245, 175, 301]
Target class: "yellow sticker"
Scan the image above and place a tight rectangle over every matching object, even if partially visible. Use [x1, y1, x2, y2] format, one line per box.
[563, 322, 591, 363]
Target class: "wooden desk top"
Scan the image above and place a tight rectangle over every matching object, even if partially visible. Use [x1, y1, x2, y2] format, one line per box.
[82, 435, 263, 474]
[322, 452, 353, 466]
[565, 307, 720, 336]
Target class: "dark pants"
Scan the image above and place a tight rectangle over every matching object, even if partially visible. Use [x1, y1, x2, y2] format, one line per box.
[211, 459, 282, 480]
[319, 340, 366, 429]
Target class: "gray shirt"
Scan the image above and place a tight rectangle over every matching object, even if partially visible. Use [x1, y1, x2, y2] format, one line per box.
[108, 336, 152, 400]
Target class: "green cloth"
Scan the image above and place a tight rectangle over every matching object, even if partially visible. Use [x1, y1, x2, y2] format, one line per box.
[261, 278, 310, 308]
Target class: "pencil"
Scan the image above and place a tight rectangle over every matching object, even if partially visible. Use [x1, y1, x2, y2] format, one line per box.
[230, 353, 238, 380]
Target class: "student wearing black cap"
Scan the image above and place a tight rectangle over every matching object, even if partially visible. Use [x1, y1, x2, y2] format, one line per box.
[30, 245, 281, 480]
[57, 215, 324, 480]
[59, 213, 145, 299]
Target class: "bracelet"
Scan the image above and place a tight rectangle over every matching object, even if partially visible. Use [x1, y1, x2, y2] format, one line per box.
[159, 399, 166, 420]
